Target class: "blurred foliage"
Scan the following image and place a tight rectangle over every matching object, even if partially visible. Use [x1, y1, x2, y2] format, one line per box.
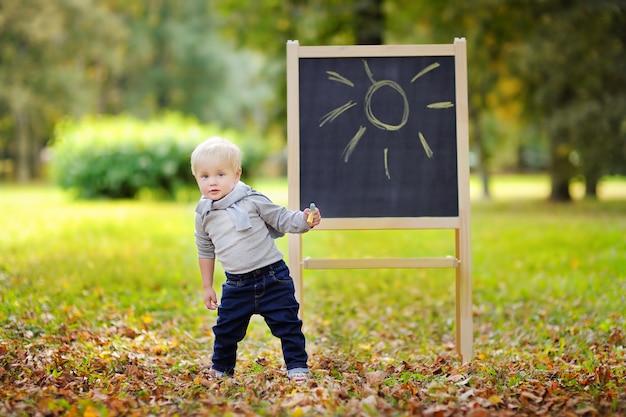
[390, 1, 626, 199]
[0, 0, 127, 181]
[508, 0, 626, 199]
[0, 0, 624, 201]
[51, 113, 266, 199]
[0, 0, 276, 182]
[211, 0, 626, 200]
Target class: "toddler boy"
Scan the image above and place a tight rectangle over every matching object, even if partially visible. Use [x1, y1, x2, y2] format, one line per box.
[191, 137, 320, 383]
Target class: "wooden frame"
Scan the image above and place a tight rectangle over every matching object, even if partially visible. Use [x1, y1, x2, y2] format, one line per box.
[286, 39, 472, 362]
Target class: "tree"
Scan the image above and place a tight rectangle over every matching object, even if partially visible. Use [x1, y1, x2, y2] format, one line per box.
[0, 0, 126, 181]
[511, 0, 626, 200]
[0, 0, 275, 181]
[385, 1, 526, 199]
[210, 0, 371, 134]
[391, 0, 626, 201]
[354, 0, 384, 45]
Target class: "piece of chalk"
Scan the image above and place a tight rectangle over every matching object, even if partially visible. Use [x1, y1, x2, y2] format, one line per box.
[307, 203, 316, 224]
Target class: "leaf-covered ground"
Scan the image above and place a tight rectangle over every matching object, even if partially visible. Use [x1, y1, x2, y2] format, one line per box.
[1, 181, 625, 416]
[1, 317, 625, 416]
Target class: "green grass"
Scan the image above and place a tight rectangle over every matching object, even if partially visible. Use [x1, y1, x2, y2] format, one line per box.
[1, 175, 625, 416]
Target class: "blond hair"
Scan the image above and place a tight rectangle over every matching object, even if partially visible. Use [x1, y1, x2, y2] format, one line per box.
[190, 136, 242, 176]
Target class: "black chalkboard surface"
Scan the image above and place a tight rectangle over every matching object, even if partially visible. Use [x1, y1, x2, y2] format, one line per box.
[298, 56, 458, 218]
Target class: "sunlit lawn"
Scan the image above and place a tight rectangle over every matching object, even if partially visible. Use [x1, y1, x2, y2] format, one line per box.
[1, 174, 625, 415]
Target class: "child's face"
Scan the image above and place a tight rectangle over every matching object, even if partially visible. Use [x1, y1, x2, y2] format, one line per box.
[194, 158, 241, 201]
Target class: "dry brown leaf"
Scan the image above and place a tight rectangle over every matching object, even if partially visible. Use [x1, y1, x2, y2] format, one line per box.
[365, 370, 387, 387]
[466, 407, 491, 417]
[520, 390, 543, 403]
[282, 392, 310, 408]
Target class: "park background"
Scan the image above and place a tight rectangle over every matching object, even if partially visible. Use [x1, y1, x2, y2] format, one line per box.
[1, 1, 625, 416]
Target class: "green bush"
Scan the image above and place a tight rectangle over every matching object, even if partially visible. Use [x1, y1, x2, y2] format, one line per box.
[51, 113, 266, 199]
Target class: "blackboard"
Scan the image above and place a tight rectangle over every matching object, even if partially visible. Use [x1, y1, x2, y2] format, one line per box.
[286, 41, 473, 362]
[298, 55, 459, 218]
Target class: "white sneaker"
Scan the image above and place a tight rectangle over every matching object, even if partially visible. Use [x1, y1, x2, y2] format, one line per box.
[288, 368, 310, 384]
[200, 368, 227, 381]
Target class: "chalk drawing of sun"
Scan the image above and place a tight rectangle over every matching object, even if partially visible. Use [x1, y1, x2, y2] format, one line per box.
[318, 59, 454, 179]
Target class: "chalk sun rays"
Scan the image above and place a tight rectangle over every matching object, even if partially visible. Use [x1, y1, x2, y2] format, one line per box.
[319, 60, 454, 179]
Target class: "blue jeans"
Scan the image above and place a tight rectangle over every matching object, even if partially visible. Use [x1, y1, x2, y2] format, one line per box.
[211, 260, 308, 376]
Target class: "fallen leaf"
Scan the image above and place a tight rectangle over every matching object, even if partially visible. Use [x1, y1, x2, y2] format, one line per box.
[282, 393, 310, 408]
[365, 370, 387, 387]
[489, 394, 502, 405]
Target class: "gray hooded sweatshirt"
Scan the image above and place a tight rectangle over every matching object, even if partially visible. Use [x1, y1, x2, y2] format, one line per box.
[194, 182, 310, 274]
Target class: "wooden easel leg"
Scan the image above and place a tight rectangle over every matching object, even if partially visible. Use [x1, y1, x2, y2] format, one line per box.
[455, 227, 473, 362]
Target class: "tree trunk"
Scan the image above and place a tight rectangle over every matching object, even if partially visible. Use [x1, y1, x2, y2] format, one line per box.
[549, 152, 573, 201]
[549, 174, 571, 201]
[15, 110, 31, 183]
[481, 169, 490, 199]
[354, 0, 383, 45]
[584, 174, 599, 199]
[548, 128, 573, 202]
[470, 107, 490, 200]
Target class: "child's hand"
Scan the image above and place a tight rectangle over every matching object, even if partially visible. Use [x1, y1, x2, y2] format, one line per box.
[304, 206, 321, 228]
[203, 287, 219, 310]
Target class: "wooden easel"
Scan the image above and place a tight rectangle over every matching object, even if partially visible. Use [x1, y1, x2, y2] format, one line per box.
[286, 39, 472, 362]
